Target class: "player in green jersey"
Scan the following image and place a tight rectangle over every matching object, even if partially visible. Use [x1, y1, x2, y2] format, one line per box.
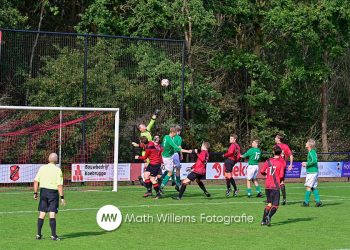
[302, 139, 322, 207]
[160, 126, 192, 191]
[241, 139, 263, 198]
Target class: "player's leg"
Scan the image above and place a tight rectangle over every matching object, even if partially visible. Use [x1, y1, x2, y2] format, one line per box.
[280, 168, 287, 205]
[312, 174, 322, 206]
[143, 171, 152, 197]
[172, 153, 182, 189]
[252, 165, 262, 197]
[224, 160, 233, 197]
[228, 160, 239, 195]
[265, 190, 280, 226]
[161, 157, 174, 189]
[261, 189, 272, 225]
[246, 166, 253, 197]
[173, 174, 194, 200]
[195, 176, 210, 197]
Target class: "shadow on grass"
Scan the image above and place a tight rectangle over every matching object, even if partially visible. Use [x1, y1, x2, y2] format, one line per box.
[61, 231, 107, 239]
[273, 217, 316, 226]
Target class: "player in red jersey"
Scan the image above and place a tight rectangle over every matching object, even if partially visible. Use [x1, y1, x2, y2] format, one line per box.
[275, 133, 293, 205]
[135, 136, 163, 199]
[260, 145, 286, 226]
[172, 142, 211, 200]
[223, 134, 241, 197]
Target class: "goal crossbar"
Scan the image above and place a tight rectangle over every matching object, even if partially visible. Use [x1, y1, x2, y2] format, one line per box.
[0, 105, 120, 192]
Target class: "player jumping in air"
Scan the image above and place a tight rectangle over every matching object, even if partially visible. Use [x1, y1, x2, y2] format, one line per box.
[302, 139, 322, 207]
[160, 127, 192, 191]
[223, 134, 241, 197]
[135, 136, 163, 199]
[275, 133, 293, 205]
[260, 146, 286, 226]
[241, 139, 262, 198]
[132, 109, 160, 186]
[173, 142, 211, 200]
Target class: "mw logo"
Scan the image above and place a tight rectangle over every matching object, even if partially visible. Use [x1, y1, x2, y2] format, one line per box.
[101, 213, 118, 222]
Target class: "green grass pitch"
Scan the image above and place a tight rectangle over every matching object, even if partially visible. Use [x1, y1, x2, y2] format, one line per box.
[1, 182, 349, 249]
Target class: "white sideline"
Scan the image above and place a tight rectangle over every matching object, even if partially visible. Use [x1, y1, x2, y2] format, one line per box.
[1, 185, 350, 195]
[0, 198, 350, 215]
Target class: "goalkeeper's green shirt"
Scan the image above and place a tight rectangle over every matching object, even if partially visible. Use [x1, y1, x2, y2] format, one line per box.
[162, 135, 181, 157]
[242, 147, 261, 165]
[173, 134, 182, 147]
[306, 149, 318, 173]
[140, 118, 155, 141]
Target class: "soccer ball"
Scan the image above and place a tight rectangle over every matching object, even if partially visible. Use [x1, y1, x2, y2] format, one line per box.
[161, 79, 170, 87]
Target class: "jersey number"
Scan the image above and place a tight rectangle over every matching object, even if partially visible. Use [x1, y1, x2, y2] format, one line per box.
[254, 152, 260, 160]
[269, 165, 276, 175]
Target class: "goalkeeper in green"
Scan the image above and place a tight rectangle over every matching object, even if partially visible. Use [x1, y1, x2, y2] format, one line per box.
[132, 109, 160, 186]
[302, 139, 322, 207]
[241, 139, 262, 198]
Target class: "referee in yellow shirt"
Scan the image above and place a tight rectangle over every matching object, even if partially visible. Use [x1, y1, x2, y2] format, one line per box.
[34, 153, 65, 241]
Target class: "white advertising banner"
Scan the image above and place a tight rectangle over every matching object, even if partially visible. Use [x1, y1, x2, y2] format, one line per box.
[300, 162, 343, 178]
[71, 163, 130, 182]
[0, 164, 41, 183]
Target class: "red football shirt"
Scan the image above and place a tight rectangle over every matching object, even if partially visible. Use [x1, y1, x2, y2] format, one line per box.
[223, 143, 241, 161]
[192, 150, 209, 175]
[260, 157, 286, 190]
[275, 143, 292, 161]
[138, 141, 163, 165]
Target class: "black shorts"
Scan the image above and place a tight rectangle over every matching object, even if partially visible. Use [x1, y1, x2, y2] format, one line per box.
[187, 172, 205, 182]
[38, 188, 59, 213]
[145, 164, 161, 177]
[265, 189, 280, 206]
[224, 159, 237, 173]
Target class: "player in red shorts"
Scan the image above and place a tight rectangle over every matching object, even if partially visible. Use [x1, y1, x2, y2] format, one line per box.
[223, 134, 241, 197]
[172, 142, 211, 200]
[135, 136, 163, 199]
[260, 145, 286, 226]
[275, 133, 293, 205]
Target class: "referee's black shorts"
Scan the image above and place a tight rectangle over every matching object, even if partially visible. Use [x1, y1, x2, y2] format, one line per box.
[38, 188, 59, 213]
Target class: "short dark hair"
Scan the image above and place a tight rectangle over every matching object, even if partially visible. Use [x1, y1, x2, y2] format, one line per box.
[253, 139, 260, 145]
[139, 136, 148, 144]
[230, 134, 238, 139]
[276, 133, 284, 143]
[273, 145, 282, 156]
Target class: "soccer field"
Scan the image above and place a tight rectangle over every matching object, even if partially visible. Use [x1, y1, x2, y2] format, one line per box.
[1, 182, 349, 249]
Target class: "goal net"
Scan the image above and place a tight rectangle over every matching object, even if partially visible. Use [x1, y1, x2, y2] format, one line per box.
[0, 106, 120, 192]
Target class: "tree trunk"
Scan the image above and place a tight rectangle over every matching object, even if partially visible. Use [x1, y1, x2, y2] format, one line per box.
[321, 81, 329, 153]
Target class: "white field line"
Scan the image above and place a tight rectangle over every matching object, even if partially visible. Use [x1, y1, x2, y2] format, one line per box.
[1, 198, 350, 215]
[1, 184, 350, 195]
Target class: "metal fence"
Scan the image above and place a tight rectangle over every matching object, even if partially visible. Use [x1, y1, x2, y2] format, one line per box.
[0, 29, 185, 162]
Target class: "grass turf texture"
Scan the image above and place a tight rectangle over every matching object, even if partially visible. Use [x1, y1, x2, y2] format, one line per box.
[0, 182, 349, 249]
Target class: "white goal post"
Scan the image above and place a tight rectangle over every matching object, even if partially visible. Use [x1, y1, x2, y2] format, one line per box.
[0, 106, 120, 192]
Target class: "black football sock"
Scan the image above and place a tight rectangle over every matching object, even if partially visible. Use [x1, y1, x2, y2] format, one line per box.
[37, 218, 44, 235]
[197, 181, 208, 193]
[145, 179, 152, 193]
[262, 206, 271, 222]
[281, 184, 286, 200]
[153, 183, 160, 194]
[230, 178, 237, 191]
[225, 178, 231, 190]
[268, 207, 278, 218]
[178, 184, 187, 198]
[49, 218, 57, 237]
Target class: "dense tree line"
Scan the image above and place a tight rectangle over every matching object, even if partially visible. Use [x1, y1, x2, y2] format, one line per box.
[1, 0, 350, 160]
